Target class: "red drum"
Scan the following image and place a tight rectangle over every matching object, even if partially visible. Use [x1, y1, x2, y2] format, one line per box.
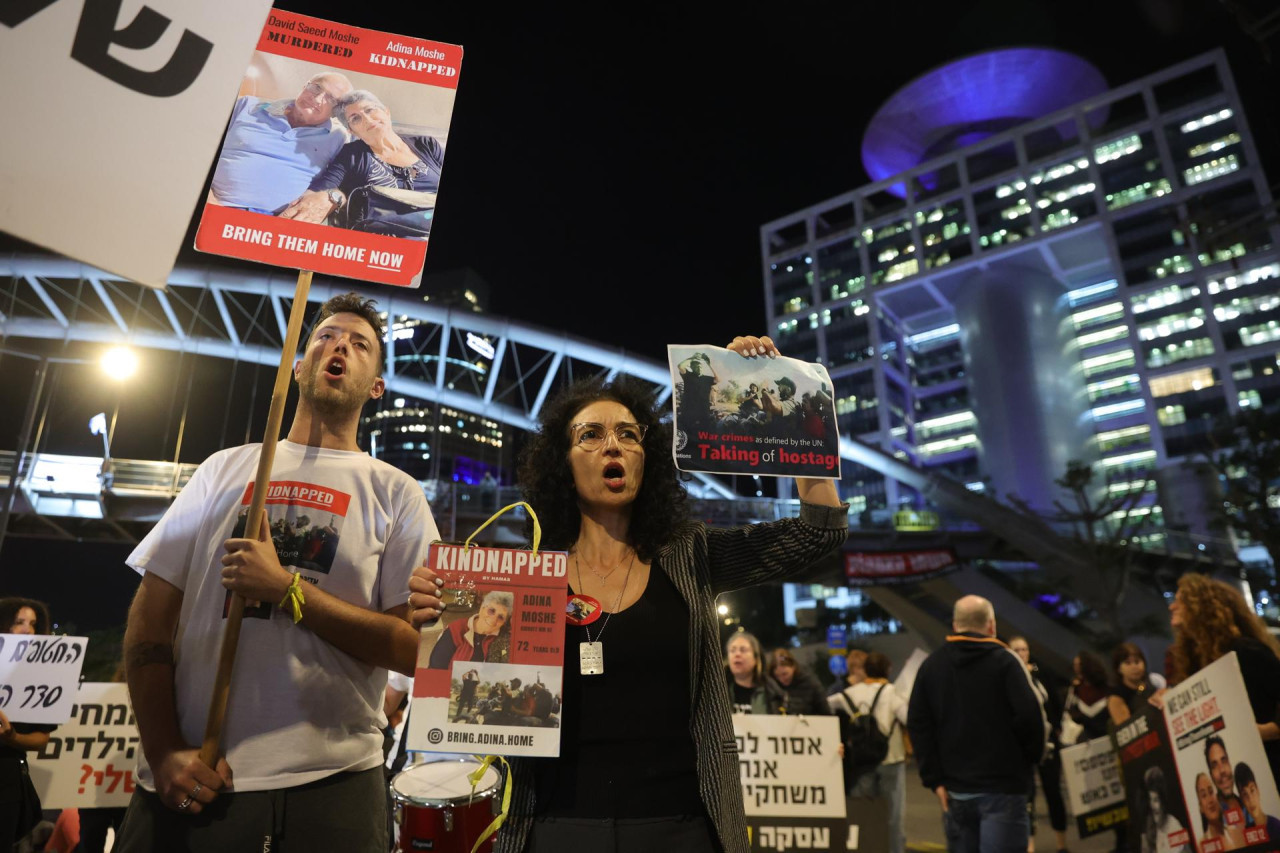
[392, 759, 503, 853]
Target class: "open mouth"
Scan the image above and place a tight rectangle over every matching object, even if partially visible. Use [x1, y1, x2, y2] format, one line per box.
[324, 358, 345, 378]
[602, 462, 625, 489]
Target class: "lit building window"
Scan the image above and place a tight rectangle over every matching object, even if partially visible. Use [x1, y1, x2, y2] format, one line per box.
[1137, 309, 1206, 341]
[1106, 178, 1172, 211]
[1207, 263, 1280, 294]
[917, 433, 979, 458]
[1188, 132, 1241, 159]
[1067, 280, 1119, 306]
[1087, 374, 1141, 401]
[1158, 404, 1186, 426]
[1214, 292, 1280, 323]
[1076, 325, 1130, 348]
[1091, 399, 1145, 420]
[1239, 320, 1280, 348]
[1095, 425, 1150, 452]
[1095, 134, 1143, 163]
[1180, 108, 1233, 133]
[1082, 349, 1137, 376]
[1148, 366, 1216, 397]
[1239, 389, 1263, 409]
[1131, 284, 1200, 315]
[916, 410, 977, 439]
[1072, 302, 1125, 329]
[1146, 337, 1214, 368]
[1183, 154, 1239, 186]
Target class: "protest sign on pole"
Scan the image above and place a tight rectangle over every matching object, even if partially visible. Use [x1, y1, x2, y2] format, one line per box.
[0, 633, 88, 724]
[0, 0, 274, 288]
[193, 9, 462, 287]
[669, 345, 840, 479]
[407, 540, 568, 758]
[1164, 653, 1280, 852]
[30, 683, 138, 809]
[1061, 734, 1129, 838]
[732, 714, 846, 851]
[1112, 704, 1192, 852]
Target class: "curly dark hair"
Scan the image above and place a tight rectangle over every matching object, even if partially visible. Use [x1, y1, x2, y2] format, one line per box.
[1075, 650, 1109, 689]
[517, 375, 688, 561]
[0, 597, 51, 634]
[308, 292, 386, 374]
[1169, 573, 1280, 683]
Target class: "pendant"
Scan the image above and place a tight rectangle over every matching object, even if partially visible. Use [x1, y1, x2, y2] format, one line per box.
[580, 641, 604, 675]
[566, 593, 602, 626]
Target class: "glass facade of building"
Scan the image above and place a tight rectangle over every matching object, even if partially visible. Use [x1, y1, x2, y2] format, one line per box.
[761, 51, 1279, 540]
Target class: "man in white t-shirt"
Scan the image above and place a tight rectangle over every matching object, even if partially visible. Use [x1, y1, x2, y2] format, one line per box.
[115, 293, 446, 852]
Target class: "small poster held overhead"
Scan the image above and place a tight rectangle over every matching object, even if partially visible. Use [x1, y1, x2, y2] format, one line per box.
[194, 10, 462, 287]
[668, 345, 840, 479]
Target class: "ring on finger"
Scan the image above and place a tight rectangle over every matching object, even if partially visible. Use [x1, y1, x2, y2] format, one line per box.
[178, 795, 193, 810]
[191, 782, 203, 798]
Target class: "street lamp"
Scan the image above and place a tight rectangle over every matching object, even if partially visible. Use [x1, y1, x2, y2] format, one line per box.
[0, 346, 140, 560]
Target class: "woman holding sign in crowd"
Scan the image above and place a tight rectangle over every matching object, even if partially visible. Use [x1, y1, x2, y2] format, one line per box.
[0, 597, 56, 848]
[1164, 574, 1280, 782]
[408, 335, 848, 853]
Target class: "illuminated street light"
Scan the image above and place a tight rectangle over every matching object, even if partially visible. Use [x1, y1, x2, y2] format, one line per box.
[101, 346, 138, 380]
[716, 604, 729, 615]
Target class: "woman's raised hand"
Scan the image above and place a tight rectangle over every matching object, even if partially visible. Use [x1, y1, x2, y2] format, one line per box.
[727, 335, 779, 359]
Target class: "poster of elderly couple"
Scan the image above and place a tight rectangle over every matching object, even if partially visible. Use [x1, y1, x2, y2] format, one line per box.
[194, 9, 461, 286]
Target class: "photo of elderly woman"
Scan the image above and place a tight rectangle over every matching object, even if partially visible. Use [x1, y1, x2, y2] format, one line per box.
[426, 589, 514, 669]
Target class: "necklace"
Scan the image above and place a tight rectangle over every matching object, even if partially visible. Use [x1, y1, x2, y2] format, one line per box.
[578, 551, 634, 676]
[574, 547, 630, 585]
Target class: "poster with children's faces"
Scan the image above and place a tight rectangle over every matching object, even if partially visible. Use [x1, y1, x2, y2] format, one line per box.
[668, 344, 841, 479]
[1164, 653, 1280, 853]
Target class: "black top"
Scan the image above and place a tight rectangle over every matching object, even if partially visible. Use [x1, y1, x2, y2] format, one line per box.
[533, 562, 703, 818]
[1110, 678, 1156, 716]
[1229, 636, 1280, 782]
[0, 723, 55, 800]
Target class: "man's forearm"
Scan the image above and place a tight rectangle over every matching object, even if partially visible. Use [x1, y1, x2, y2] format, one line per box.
[297, 586, 418, 675]
[125, 640, 185, 762]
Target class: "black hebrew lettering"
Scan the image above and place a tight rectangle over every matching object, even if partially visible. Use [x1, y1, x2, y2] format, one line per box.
[0, 685, 10, 706]
[79, 703, 104, 726]
[71, 0, 213, 97]
[105, 703, 128, 725]
[38, 738, 61, 759]
[126, 735, 139, 759]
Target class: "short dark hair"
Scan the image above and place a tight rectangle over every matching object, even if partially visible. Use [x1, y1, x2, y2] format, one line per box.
[308, 293, 386, 375]
[1235, 761, 1257, 790]
[516, 375, 688, 561]
[1112, 642, 1147, 675]
[865, 651, 892, 679]
[0, 597, 51, 634]
[1204, 735, 1227, 764]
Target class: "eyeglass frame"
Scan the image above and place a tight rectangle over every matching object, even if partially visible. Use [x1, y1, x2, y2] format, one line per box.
[568, 421, 648, 451]
[302, 81, 341, 107]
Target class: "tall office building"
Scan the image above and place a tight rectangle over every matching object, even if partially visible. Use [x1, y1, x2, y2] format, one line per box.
[761, 49, 1278, 548]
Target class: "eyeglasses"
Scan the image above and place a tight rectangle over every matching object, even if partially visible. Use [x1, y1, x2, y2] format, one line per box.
[482, 605, 508, 623]
[303, 81, 340, 107]
[569, 422, 647, 451]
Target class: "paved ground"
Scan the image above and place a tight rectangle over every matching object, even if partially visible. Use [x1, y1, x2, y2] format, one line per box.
[901, 760, 1116, 852]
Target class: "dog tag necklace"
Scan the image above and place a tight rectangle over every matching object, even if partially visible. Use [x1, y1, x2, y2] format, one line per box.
[578, 551, 634, 675]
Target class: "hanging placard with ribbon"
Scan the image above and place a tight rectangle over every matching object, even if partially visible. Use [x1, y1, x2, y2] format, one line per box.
[407, 502, 568, 758]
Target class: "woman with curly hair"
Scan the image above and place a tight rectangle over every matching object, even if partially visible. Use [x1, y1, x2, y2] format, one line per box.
[1166, 573, 1280, 781]
[408, 334, 847, 852]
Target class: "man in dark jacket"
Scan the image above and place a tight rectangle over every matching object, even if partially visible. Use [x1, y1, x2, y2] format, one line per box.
[907, 596, 1048, 852]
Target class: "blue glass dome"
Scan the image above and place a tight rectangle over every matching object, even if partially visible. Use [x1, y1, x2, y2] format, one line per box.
[861, 48, 1109, 197]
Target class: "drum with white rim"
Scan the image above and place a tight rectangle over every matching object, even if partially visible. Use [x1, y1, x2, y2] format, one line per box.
[391, 758, 503, 853]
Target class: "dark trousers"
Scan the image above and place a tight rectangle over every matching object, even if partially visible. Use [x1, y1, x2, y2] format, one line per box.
[113, 766, 387, 853]
[524, 815, 721, 853]
[943, 793, 1029, 853]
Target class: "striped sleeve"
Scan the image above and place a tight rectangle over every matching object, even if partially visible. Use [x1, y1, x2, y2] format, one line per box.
[706, 501, 849, 595]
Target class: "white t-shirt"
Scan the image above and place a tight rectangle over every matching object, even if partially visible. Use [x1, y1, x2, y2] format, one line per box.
[127, 440, 438, 791]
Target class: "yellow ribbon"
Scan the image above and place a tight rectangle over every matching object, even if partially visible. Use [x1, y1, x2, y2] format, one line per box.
[463, 502, 541, 556]
[278, 572, 306, 623]
[467, 753, 512, 853]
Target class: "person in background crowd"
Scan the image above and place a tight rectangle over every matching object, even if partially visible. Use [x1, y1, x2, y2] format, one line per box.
[1235, 762, 1280, 841]
[1008, 636, 1068, 853]
[1108, 642, 1160, 726]
[726, 632, 787, 715]
[909, 596, 1046, 853]
[1164, 573, 1280, 782]
[828, 649, 867, 697]
[832, 651, 909, 853]
[1139, 765, 1190, 853]
[1195, 772, 1245, 849]
[0, 598, 56, 849]
[768, 648, 830, 716]
[1062, 651, 1110, 744]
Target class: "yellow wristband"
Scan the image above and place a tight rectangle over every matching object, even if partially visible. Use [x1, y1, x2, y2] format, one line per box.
[279, 572, 306, 624]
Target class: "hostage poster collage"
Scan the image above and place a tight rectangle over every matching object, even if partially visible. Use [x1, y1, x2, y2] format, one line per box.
[667, 345, 841, 479]
[1063, 653, 1280, 853]
[194, 9, 461, 286]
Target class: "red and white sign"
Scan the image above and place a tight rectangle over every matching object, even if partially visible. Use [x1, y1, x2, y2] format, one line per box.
[29, 683, 138, 809]
[194, 10, 462, 287]
[844, 549, 959, 586]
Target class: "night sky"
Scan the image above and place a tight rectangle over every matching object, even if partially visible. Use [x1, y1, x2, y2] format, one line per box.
[1, 0, 1277, 626]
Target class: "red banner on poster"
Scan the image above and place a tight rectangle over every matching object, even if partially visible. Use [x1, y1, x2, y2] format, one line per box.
[844, 549, 958, 586]
[194, 10, 461, 287]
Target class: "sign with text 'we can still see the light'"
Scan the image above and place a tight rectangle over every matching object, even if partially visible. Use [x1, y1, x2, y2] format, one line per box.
[195, 10, 462, 287]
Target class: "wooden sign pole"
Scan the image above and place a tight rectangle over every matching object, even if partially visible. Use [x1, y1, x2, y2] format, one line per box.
[199, 269, 314, 766]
